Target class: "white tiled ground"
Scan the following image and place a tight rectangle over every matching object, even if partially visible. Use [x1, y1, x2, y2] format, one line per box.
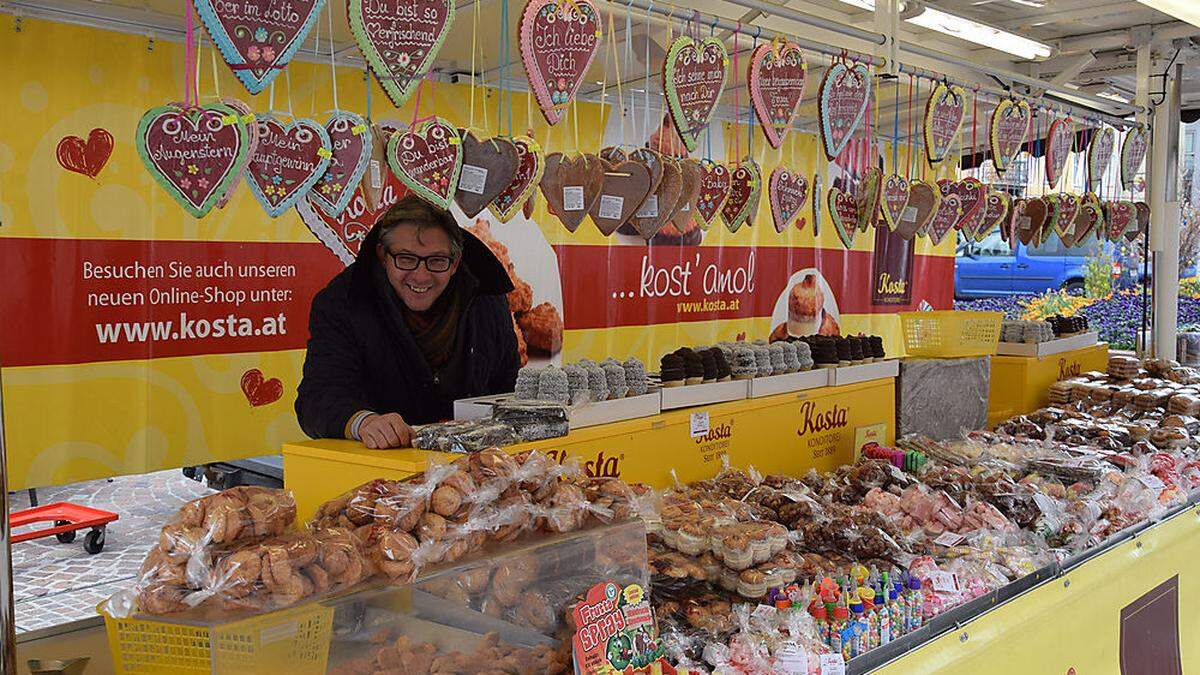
[9, 470, 213, 633]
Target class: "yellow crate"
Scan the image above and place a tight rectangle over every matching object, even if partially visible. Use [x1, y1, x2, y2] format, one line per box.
[102, 601, 332, 675]
[900, 310, 1002, 358]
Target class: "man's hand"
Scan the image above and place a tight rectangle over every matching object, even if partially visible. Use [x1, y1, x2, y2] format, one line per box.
[359, 413, 413, 449]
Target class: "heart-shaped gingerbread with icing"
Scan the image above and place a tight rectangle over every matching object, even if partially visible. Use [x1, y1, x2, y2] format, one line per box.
[1121, 129, 1149, 191]
[818, 61, 871, 160]
[520, 0, 601, 125]
[856, 167, 883, 232]
[694, 159, 731, 230]
[245, 114, 333, 218]
[350, 0, 454, 107]
[721, 159, 762, 233]
[663, 36, 728, 152]
[490, 136, 545, 223]
[769, 166, 809, 233]
[386, 117, 462, 210]
[749, 40, 807, 149]
[1105, 201, 1135, 241]
[309, 111, 373, 218]
[540, 152, 605, 232]
[1045, 117, 1074, 190]
[924, 82, 965, 165]
[976, 190, 1010, 243]
[926, 193, 963, 246]
[881, 174, 910, 231]
[990, 98, 1030, 175]
[1087, 127, 1115, 191]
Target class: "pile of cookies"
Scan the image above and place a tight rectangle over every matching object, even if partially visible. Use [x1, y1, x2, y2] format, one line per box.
[329, 631, 571, 675]
[1001, 320, 1055, 344]
[659, 340, 814, 386]
[797, 335, 883, 368]
[515, 357, 650, 404]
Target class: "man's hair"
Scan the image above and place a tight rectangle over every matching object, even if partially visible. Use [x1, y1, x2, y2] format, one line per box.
[375, 195, 464, 258]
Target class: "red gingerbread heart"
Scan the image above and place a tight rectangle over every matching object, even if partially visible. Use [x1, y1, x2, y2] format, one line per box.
[749, 40, 807, 149]
[694, 159, 731, 228]
[520, 0, 601, 125]
[926, 193, 962, 246]
[769, 166, 809, 233]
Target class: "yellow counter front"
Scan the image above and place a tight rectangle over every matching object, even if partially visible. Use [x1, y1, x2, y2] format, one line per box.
[987, 342, 1109, 427]
[283, 378, 895, 523]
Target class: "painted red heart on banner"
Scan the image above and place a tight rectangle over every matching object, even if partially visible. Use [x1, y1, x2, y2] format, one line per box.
[1045, 118, 1074, 190]
[663, 36, 728, 152]
[520, 0, 601, 125]
[1121, 129, 1149, 191]
[240, 368, 283, 407]
[386, 118, 462, 209]
[1105, 201, 1135, 241]
[309, 111, 372, 218]
[244, 115, 332, 218]
[769, 166, 808, 233]
[1087, 127, 1115, 190]
[990, 98, 1030, 175]
[299, 170, 408, 265]
[56, 128, 113, 178]
[749, 40, 807, 149]
[818, 62, 871, 160]
[977, 190, 1010, 242]
[490, 136, 545, 223]
[349, 0, 454, 107]
[721, 160, 761, 233]
[136, 102, 251, 218]
[856, 167, 883, 232]
[895, 179, 938, 241]
[695, 159, 731, 228]
[194, 0, 323, 95]
[828, 187, 858, 249]
[927, 192, 962, 246]
[881, 174, 910, 231]
[924, 82, 965, 165]
[1052, 193, 1081, 238]
[940, 178, 985, 232]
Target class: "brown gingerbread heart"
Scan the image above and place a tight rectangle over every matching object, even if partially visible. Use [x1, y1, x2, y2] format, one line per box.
[894, 179, 939, 241]
[455, 131, 519, 217]
[669, 157, 703, 226]
[1020, 198, 1048, 245]
[629, 156, 683, 240]
[540, 152, 605, 232]
[617, 148, 666, 236]
[589, 160, 653, 235]
[1129, 201, 1150, 241]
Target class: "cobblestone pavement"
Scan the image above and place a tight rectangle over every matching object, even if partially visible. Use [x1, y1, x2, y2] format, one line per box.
[9, 470, 213, 633]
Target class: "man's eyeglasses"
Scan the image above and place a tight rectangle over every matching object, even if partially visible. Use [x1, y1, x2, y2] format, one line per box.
[385, 250, 455, 273]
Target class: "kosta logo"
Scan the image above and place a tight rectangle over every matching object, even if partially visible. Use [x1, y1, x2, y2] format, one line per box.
[546, 449, 622, 478]
[694, 421, 733, 444]
[1058, 358, 1081, 379]
[796, 400, 848, 436]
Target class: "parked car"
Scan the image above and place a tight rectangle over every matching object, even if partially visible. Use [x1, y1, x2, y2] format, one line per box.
[953, 229, 1181, 299]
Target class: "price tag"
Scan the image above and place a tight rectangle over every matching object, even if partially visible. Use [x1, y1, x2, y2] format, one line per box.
[818, 653, 846, 675]
[680, 201, 690, 212]
[901, 205, 918, 222]
[369, 160, 383, 189]
[563, 186, 585, 211]
[598, 194, 625, 220]
[635, 195, 659, 218]
[933, 531, 965, 547]
[774, 642, 808, 674]
[690, 411, 710, 438]
[1018, 216, 1031, 228]
[927, 570, 959, 593]
[458, 164, 488, 194]
[1137, 474, 1166, 492]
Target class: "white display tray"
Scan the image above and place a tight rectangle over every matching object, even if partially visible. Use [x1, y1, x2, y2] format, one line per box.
[453, 391, 662, 430]
[996, 332, 1099, 358]
[748, 369, 832, 398]
[831, 359, 900, 386]
[659, 378, 749, 410]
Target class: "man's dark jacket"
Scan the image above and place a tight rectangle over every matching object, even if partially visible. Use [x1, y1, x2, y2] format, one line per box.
[295, 223, 519, 439]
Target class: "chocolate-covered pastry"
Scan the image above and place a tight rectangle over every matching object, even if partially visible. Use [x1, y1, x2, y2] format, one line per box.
[699, 349, 718, 383]
[660, 353, 686, 388]
[677, 348, 705, 385]
[835, 337, 852, 365]
[870, 335, 885, 359]
[847, 336, 865, 363]
[709, 348, 732, 382]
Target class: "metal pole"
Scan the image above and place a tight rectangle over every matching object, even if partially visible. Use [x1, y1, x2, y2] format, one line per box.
[1137, 42, 1153, 355]
[0, 364, 16, 674]
[1152, 60, 1184, 360]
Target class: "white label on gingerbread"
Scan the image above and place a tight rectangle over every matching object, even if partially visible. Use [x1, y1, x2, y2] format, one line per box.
[901, 206, 918, 222]
[933, 531, 965, 547]
[1137, 474, 1166, 492]
[459, 164, 488, 194]
[635, 195, 659, 218]
[563, 186, 585, 211]
[680, 201, 690, 212]
[690, 411, 710, 438]
[369, 159, 383, 189]
[598, 194, 625, 220]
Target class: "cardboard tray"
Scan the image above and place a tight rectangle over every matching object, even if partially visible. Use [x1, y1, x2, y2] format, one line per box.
[747, 369, 832, 398]
[659, 378, 749, 410]
[831, 359, 900, 386]
[995, 331, 1099, 358]
[453, 391, 662, 429]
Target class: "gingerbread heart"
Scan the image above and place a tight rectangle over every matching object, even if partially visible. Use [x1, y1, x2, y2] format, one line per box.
[694, 159, 731, 229]
[195, 0, 324, 95]
[1005, 197, 1027, 245]
[386, 118, 462, 209]
[298, 166, 407, 266]
[454, 132, 519, 217]
[924, 82, 965, 165]
[361, 123, 392, 212]
[1087, 127, 1115, 191]
[926, 193, 962, 246]
[629, 156, 683, 240]
[749, 40, 807, 149]
[349, 0, 454, 107]
[1051, 193, 1080, 239]
[818, 61, 871, 160]
[600, 146, 630, 164]
[244, 114, 332, 218]
[1045, 117, 1073, 190]
[214, 98, 260, 210]
[1019, 198, 1048, 246]
[589, 161, 653, 236]
[942, 178, 986, 234]
[895, 179, 940, 241]
[769, 166, 809, 233]
[490, 136, 545, 223]
[721, 159, 762, 233]
[881, 174, 910, 231]
[1129, 201, 1150, 241]
[990, 98, 1030, 175]
[977, 190, 1010, 242]
[828, 187, 858, 249]
[308, 111, 373, 218]
[856, 167, 883, 232]
[1064, 202, 1101, 247]
[520, 0, 601, 125]
[1121, 128, 1149, 191]
[1104, 201, 1134, 241]
[668, 157, 703, 229]
[663, 36, 728, 152]
[617, 148, 667, 236]
[540, 152, 605, 232]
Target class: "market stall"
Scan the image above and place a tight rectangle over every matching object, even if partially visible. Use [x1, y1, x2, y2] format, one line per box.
[988, 339, 1111, 427]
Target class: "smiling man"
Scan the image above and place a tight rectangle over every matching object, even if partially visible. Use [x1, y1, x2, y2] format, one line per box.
[296, 195, 520, 448]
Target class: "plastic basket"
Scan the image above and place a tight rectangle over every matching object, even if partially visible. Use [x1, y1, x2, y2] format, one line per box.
[102, 601, 332, 675]
[899, 310, 1002, 358]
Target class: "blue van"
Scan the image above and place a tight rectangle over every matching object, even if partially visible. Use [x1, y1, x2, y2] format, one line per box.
[954, 230, 1117, 299]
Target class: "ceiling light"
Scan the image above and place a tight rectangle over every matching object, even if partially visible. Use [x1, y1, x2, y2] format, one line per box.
[1133, 0, 1200, 29]
[830, 0, 1054, 60]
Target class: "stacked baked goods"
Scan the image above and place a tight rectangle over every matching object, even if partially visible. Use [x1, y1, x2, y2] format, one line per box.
[515, 357, 650, 403]
[796, 334, 884, 368]
[1000, 320, 1055, 344]
[659, 340, 814, 386]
